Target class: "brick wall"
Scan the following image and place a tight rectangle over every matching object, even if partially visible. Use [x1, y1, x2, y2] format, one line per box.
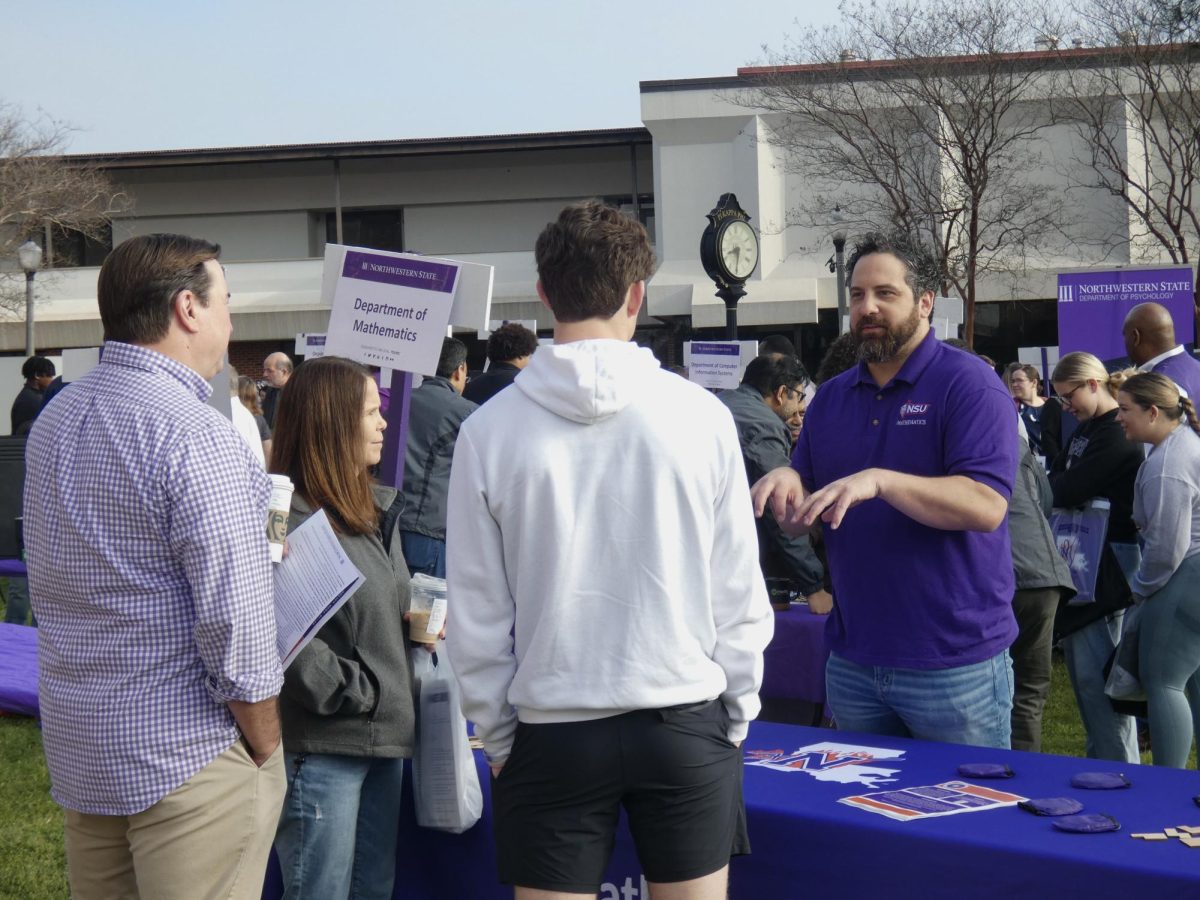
[228, 340, 293, 381]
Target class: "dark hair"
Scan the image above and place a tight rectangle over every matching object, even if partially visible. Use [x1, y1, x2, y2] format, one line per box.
[1004, 362, 1040, 388]
[846, 232, 940, 301]
[436, 337, 468, 379]
[21, 356, 55, 380]
[758, 334, 797, 357]
[270, 357, 378, 535]
[534, 200, 657, 323]
[814, 333, 859, 384]
[487, 323, 539, 364]
[1117, 371, 1200, 436]
[97, 234, 221, 344]
[741, 354, 809, 398]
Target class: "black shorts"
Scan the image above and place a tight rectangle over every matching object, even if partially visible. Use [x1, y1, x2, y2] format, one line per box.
[491, 699, 749, 893]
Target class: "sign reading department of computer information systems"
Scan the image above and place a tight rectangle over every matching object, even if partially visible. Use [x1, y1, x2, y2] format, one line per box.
[684, 341, 758, 390]
[1057, 267, 1195, 363]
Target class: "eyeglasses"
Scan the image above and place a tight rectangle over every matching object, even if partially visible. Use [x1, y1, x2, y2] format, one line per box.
[1058, 383, 1087, 408]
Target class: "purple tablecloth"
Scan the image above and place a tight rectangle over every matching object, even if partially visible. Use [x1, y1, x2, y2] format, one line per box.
[0, 558, 27, 578]
[0, 622, 37, 716]
[267, 721, 1200, 899]
[761, 603, 829, 705]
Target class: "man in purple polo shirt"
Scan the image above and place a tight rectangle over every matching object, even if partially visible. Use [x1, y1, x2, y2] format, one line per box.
[752, 232, 1018, 748]
[1122, 302, 1200, 400]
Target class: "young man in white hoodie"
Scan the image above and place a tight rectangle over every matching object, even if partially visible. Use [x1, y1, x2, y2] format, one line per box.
[445, 200, 773, 900]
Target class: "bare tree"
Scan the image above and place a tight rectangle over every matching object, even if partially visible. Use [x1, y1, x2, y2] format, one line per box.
[1056, 1, 1200, 288]
[0, 102, 127, 314]
[739, 0, 1069, 346]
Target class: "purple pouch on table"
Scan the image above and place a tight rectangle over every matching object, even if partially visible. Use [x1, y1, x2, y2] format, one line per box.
[1070, 772, 1131, 790]
[1018, 797, 1084, 817]
[957, 763, 1014, 779]
[1052, 813, 1120, 833]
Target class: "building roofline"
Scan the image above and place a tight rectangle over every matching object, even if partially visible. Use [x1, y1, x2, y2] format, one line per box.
[642, 43, 1199, 92]
[67, 126, 652, 169]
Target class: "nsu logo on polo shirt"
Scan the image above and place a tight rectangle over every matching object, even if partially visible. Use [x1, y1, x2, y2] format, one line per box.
[897, 401, 931, 426]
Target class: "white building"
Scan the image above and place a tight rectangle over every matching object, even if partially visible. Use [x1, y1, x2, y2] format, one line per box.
[8, 47, 1195, 368]
[2, 129, 652, 366]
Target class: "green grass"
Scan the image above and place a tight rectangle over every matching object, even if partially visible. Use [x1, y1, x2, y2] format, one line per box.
[0, 716, 66, 900]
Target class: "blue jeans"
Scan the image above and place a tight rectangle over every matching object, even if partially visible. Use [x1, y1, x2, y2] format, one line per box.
[4, 577, 33, 625]
[399, 532, 446, 579]
[825, 650, 1014, 748]
[1061, 541, 1141, 764]
[1138, 552, 1200, 768]
[274, 753, 404, 900]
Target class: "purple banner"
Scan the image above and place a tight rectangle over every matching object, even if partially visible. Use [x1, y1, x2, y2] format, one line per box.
[1057, 267, 1194, 363]
[342, 250, 458, 294]
[691, 342, 741, 356]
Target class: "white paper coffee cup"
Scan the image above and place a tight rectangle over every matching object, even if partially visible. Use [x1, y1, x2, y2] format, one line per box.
[266, 474, 294, 563]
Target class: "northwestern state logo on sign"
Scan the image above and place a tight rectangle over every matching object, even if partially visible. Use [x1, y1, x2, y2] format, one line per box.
[746, 742, 905, 787]
[897, 401, 931, 426]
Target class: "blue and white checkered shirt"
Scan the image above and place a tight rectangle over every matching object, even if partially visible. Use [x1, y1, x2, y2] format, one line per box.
[25, 342, 283, 815]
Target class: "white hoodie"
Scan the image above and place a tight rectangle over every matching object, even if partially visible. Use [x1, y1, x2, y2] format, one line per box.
[445, 339, 773, 762]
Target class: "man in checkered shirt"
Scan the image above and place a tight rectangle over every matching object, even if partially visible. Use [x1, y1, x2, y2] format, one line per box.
[24, 234, 285, 900]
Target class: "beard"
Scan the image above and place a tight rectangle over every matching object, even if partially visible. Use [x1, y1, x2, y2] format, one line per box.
[853, 302, 922, 364]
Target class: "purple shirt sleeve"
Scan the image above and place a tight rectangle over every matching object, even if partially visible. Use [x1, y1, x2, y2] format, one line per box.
[942, 383, 1019, 500]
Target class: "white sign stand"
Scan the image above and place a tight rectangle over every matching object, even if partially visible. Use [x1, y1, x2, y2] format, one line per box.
[683, 341, 758, 390]
[321, 244, 493, 376]
[294, 333, 327, 359]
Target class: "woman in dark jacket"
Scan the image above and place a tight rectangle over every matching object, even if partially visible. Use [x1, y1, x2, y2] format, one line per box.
[270, 357, 429, 899]
[1006, 362, 1062, 463]
[1049, 352, 1143, 763]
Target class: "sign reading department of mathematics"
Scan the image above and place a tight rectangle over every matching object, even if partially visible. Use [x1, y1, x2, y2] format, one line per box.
[1057, 266, 1195, 363]
[323, 248, 459, 376]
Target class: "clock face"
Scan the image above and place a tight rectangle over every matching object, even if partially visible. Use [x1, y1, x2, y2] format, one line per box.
[719, 219, 758, 280]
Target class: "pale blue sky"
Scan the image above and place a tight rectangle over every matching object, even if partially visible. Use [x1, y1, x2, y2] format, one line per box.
[3, 0, 839, 154]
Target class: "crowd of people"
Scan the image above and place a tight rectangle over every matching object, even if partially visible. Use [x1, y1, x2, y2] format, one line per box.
[9, 205, 1200, 899]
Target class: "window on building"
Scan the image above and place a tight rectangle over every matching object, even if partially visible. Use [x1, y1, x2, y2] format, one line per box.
[602, 194, 655, 237]
[323, 209, 405, 253]
[50, 222, 113, 268]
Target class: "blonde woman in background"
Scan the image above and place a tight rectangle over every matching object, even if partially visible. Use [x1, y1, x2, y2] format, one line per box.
[1116, 372, 1200, 768]
[1049, 352, 1144, 762]
[238, 374, 272, 465]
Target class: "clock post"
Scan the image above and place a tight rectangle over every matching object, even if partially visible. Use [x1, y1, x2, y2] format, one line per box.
[698, 193, 759, 341]
[717, 283, 746, 341]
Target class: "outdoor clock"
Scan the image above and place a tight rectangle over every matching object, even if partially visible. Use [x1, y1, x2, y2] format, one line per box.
[700, 193, 759, 288]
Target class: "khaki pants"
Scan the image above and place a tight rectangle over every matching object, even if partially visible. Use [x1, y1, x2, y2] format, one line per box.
[64, 740, 285, 900]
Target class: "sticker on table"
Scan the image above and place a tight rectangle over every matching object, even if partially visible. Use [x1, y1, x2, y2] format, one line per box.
[840, 781, 1027, 822]
[746, 742, 905, 787]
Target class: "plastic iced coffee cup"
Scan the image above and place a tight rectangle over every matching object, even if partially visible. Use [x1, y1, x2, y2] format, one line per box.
[266, 474, 294, 563]
[408, 574, 447, 644]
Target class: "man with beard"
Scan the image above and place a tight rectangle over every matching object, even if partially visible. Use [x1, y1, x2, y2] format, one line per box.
[752, 232, 1019, 748]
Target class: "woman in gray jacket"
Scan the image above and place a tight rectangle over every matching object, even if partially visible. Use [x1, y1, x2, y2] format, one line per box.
[270, 356, 429, 899]
[1116, 372, 1200, 768]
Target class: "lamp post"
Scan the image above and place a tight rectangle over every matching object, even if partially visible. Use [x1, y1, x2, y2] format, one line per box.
[832, 232, 847, 335]
[17, 241, 43, 356]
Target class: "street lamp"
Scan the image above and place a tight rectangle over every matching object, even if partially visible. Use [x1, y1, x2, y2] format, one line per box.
[832, 232, 847, 335]
[17, 240, 43, 356]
